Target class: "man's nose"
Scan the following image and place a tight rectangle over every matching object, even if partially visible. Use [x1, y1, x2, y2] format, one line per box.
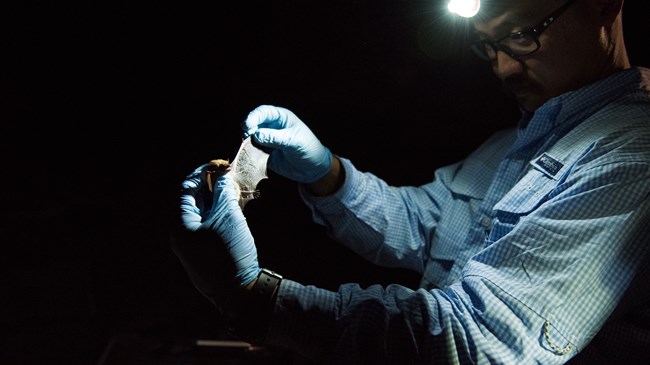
[492, 50, 524, 79]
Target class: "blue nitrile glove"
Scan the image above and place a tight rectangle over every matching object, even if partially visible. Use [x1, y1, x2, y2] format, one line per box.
[174, 163, 261, 298]
[242, 105, 333, 184]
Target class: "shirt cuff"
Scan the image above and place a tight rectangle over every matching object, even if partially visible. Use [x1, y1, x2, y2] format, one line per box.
[298, 157, 361, 218]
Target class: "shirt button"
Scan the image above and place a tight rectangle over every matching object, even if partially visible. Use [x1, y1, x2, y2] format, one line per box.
[480, 216, 492, 229]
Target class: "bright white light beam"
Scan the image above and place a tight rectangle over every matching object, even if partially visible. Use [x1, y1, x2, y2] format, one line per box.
[448, 0, 480, 18]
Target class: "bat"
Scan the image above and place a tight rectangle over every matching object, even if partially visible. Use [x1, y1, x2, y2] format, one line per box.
[206, 137, 270, 209]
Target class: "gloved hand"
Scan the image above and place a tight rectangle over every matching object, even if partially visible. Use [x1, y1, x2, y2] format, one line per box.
[242, 105, 333, 184]
[170, 163, 261, 309]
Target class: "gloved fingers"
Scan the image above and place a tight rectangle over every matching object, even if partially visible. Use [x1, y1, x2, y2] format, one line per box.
[212, 173, 243, 213]
[179, 163, 242, 228]
[210, 174, 261, 287]
[202, 173, 248, 236]
[181, 163, 209, 194]
[180, 163, 211, 231]
[249, 126, 299, 151]
[242, 104, 295, 138]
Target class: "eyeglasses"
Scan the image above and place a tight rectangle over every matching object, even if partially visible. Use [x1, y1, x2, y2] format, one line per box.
[469, 0, 577, 61]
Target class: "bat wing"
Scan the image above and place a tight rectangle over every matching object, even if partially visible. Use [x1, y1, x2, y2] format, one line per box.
[230, 136, 270, 208]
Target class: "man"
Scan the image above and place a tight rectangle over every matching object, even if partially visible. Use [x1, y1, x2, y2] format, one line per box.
[172, 0, 650, 363]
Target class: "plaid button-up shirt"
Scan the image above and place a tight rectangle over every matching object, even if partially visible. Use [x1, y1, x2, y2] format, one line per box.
[265, 67, 650, 364]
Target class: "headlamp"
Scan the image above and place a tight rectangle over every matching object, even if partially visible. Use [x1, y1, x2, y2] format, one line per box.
[447, 0, 480, 18]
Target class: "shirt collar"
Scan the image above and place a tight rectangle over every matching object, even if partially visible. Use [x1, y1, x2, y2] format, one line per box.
[514, 67, 649, 150]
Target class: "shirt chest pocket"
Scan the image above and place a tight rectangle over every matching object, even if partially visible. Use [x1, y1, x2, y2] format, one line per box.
[487, 169, 559, 244]
[493, 169, 559, 215]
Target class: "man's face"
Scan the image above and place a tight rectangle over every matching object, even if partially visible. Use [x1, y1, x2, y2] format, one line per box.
[472, 0, 603, 112]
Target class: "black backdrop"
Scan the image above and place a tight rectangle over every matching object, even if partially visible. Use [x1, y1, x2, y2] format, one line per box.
[2, 1, 649, 363]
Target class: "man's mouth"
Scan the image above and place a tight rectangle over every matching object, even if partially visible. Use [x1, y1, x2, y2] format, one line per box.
[502, 76, 528, 97]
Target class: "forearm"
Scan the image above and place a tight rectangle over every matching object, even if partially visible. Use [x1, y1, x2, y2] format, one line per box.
[263, 278, 567, 364]
[300, 157, 448, 272]
[264, 280, 433, 363]
[264, 279, 340, 363]
[307, 155, 345, 196]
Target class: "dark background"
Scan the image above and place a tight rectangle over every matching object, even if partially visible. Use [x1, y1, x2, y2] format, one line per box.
[1, 0, 649, 363]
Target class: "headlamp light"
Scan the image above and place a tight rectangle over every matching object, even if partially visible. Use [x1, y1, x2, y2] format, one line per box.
[447, 0, 480, 18]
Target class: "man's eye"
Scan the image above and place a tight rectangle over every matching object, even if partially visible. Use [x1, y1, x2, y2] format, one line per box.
[508, 33, 536, 46]
[509, 32, 528, 40]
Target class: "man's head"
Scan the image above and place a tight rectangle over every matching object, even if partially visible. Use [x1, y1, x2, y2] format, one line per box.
[470, 0, 629, 112]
